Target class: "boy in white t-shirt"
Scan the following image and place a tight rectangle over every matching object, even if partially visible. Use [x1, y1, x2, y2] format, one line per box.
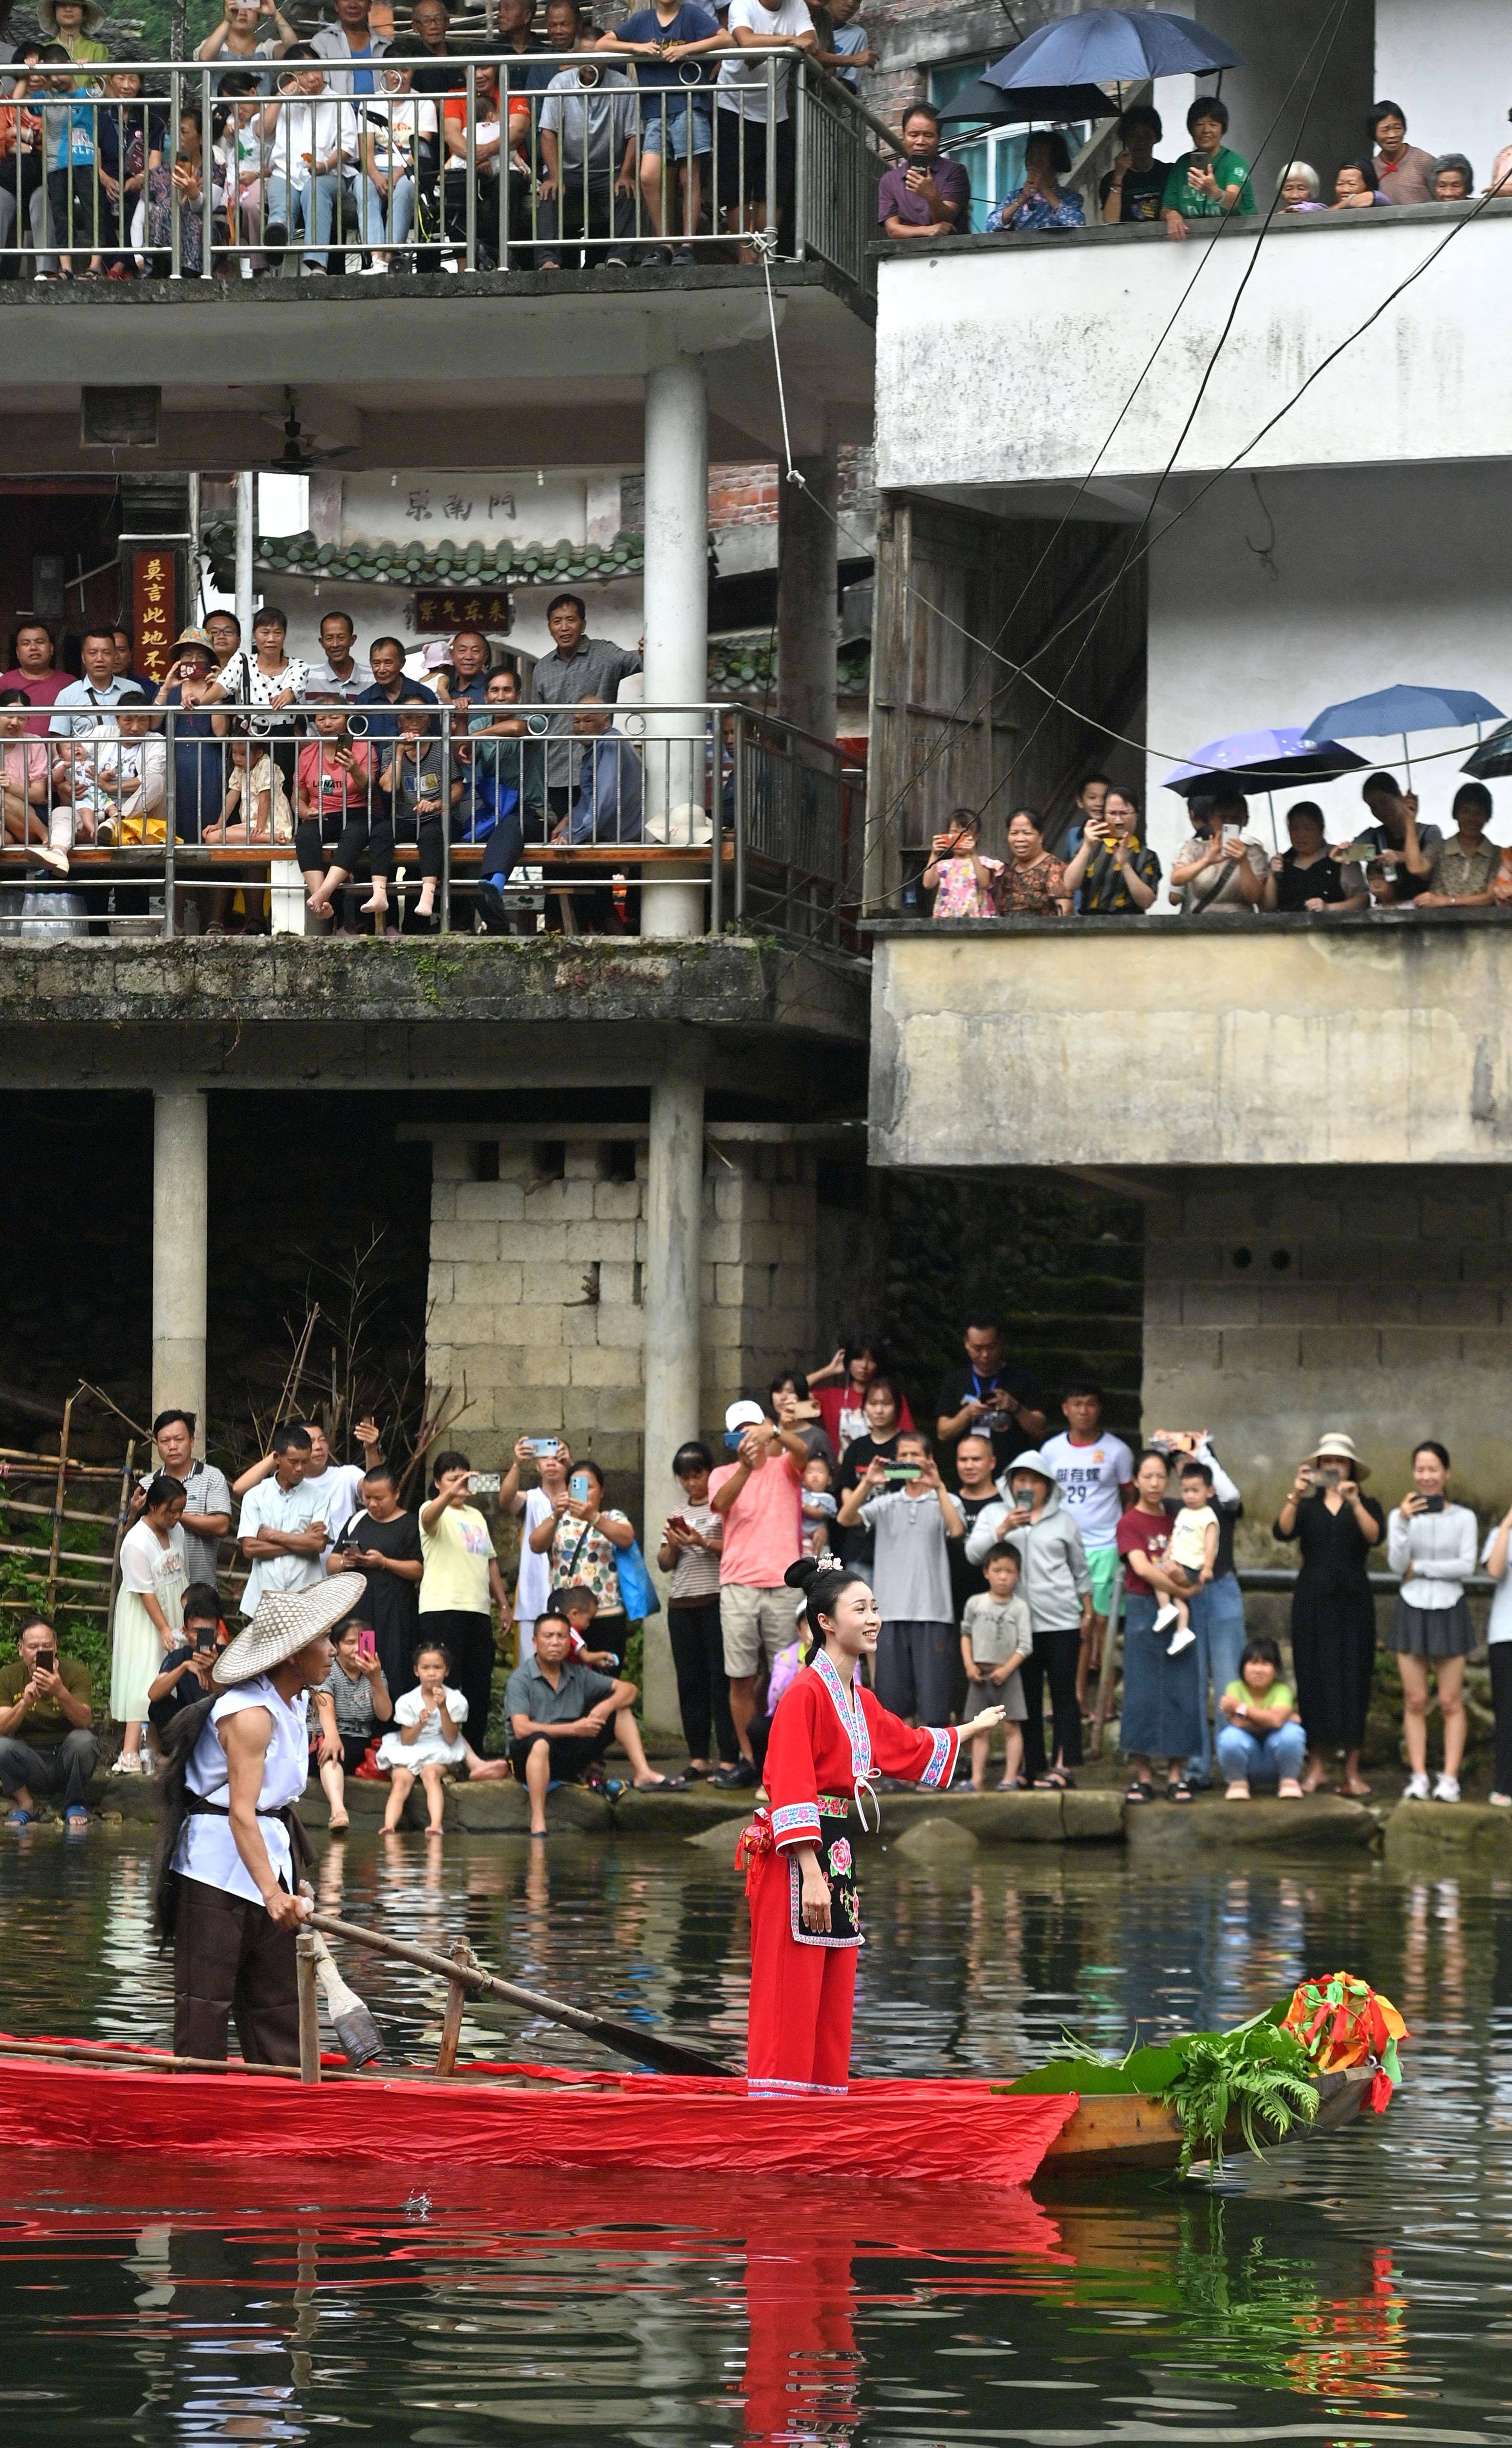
[1153, 1472, 1217, 1656]
[1039, 1382, 1135, 1703]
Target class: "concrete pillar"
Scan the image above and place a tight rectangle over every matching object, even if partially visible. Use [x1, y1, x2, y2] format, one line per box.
[777, 448, 838, 747]
[151, 1087, 209, 1444]
[235, 471, 256, 647]
[641, 355, 709, 941]
[641, 1063, 705, 1735]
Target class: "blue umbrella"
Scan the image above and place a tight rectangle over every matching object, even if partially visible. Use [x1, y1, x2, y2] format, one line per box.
[1163, 728, 1368, 798]
[1306, 683, 1505, 787]
[984, 8, 1243, 95]
[937, 77, 1115, 128]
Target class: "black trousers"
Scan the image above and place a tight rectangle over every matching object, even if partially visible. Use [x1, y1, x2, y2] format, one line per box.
[1020, 1626, 1083, 1780]
[873, 1619, 957, 1727]
[420, 1608, 494, 1751]
[173, 1873, 299, 2065]
[509, 1725, 612, 1782]
[536, 175, 635, 265]
[47, 165, 100, 255]
[296, 808, 394, 880]
[1493, 1644, 1512, 1796]
[668, 1597, 737, 1762]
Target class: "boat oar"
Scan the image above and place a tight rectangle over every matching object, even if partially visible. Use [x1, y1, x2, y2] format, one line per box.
[308, 1909, 738, 2080]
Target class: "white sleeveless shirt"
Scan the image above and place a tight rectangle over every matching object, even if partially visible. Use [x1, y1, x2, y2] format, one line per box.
[173, 1674, 310, 1905]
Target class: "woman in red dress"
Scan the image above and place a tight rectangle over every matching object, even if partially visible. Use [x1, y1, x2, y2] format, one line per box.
[740, 1555, 1005, 2093]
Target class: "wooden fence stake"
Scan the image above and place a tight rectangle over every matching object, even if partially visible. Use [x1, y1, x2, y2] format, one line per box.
[296, 1929, 322, 2084]
[436, 1941, 471, 2076]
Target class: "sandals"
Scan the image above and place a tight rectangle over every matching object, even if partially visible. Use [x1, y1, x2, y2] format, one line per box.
[1124, 1779, 1155, 1804]
[633, 1773, 689, 1791]
[4, 1807, 33, 1828]
[1166, 1778, 1194, 1804]
[1033, 1769, 1076, 1791]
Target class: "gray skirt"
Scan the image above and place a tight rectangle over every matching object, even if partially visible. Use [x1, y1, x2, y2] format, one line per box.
[1392, 1594, 1475, 1660]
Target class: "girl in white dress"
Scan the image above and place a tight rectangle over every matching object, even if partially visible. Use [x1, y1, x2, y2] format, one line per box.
[111, 1474, 188, 1770]
[376, 1638, 467, 1835]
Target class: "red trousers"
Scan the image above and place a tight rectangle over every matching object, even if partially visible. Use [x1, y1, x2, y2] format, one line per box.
[746, 1848, 857, 2090]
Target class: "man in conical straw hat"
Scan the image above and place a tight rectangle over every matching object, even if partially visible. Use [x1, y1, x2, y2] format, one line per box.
[169, 1574, 363, 2065]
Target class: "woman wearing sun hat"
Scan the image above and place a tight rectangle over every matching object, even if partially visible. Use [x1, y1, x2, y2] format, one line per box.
[37, 0, 109, 68]
[1273, 1433, 1384, 1797]
[160, 1573, 363, 2064]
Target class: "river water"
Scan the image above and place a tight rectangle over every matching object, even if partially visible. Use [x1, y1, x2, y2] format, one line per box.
[0, 1824, 1507, 2446]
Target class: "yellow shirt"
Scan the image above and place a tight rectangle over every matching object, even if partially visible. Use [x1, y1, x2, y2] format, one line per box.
[419, 1501, 495, 1616]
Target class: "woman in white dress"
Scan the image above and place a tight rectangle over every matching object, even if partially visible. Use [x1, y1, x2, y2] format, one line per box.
[111, 1473, 188, 1772]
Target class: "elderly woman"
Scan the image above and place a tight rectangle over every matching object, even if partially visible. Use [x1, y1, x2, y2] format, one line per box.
[1265, 801, 1368, 913]
[1277, 159, 1323, 212]
[1406, 779, 1500, 908]
[1431, 153, 1473, 201]
[1387, 1441, 1478, 1803]
[1331, 160, 1388, 209]
[1116, 1449, 1202, 1802]
[1274, 1434, 1383, 1795]
[988, 130, 1085, 233]
[994, 807, 1071, 915]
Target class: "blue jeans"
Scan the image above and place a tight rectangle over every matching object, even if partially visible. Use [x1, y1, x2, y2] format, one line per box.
[362, 171, 415, 247]
[305, 170, 358, 266]
[1215, 1721, 1306, 1786]
[1187, 1572, 1246, 1784]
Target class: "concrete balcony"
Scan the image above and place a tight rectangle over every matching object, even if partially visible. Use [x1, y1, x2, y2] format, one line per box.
[868, 911, 1512, 1172]
[874, 202, 1512, 504]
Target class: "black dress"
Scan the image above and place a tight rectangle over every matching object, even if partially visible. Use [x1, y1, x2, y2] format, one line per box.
[1273, 1491, 1384, 1750]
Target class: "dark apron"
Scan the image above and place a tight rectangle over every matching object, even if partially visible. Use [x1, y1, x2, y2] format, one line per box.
[787, 1794, 863, 1950]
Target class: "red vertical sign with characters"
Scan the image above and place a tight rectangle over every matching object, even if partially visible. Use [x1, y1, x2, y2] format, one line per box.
[133, 550, 176, 682]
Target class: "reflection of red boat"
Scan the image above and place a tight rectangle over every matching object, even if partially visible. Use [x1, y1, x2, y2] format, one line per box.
[0, 2041, 1077, 2185]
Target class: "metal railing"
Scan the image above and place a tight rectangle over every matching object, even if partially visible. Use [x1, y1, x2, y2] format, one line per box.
[0, 698, 863, 949]
[0, 51, 890, 290]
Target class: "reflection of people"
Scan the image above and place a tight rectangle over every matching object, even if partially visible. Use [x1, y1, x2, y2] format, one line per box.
[740, 1555, 991, 2091]
[160, 1574, 362, 2063]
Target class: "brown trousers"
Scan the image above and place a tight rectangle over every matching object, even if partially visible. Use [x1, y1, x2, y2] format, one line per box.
[173, 1872, 300, 2065]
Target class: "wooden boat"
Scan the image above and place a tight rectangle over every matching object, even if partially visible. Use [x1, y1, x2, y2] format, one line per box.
[0, 2035, 1374, 2184]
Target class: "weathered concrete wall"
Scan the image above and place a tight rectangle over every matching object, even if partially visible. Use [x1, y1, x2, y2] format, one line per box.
[426, 1136, 820, 1476]
[874, 205, 1512, 496]
[1145, 1168, 1512, 1540]
[869, 918, 1512, 1171]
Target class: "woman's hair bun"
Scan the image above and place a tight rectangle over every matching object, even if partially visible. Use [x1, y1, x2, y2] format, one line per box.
[785, 1555, 821, 1593]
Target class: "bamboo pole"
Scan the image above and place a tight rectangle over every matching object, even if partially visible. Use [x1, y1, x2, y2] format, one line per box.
[0, 1447, 125, 1475]
[0, 1496, 122, 1527]
[296, 1930, 322, 2084]
[44, 1397, 74, 1623]
[104, 1439, 136, 1670]
[435, 1940, 472, 2077]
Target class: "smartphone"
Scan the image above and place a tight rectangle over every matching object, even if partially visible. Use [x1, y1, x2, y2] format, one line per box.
[569, 1470, 592, 1502]
[467, 1471, 501, 1495]
[668, 1512, 693, 1534]
[1420, 1494, 1445, 1514]
[33, 1648, 55, 1675]
[791, 1400, 821, 1422]
[527, 1438, 559, 1458]
[723, 1429, 746, 1453]
[883, 1463, 921, 1483]
[1320, 1465, 1343, 1487]
[358, 1625, 377, 1663]
[194, 1625, 217, 1655]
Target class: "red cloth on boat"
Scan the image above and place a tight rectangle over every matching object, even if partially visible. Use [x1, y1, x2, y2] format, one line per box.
[0, 2044, 1077, 2182]
[747, 1661, 961, 2091]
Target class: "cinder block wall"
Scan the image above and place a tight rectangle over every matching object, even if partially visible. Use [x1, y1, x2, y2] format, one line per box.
[426, 1136, 821, 1485]
[1143, 1167, 1512, 1549]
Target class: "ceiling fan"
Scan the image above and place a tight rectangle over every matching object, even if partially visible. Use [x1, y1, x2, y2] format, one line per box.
[267, 389, 360, 472]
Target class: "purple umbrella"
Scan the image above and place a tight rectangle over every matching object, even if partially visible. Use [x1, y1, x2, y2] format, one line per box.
[1164, 728, 1369, 797]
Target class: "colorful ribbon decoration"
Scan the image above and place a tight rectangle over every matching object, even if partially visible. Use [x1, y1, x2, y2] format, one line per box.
[1281, 1972, 1408, 2113]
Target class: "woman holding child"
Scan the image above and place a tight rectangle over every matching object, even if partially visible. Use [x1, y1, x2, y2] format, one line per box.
[1115, 1449, 1201, 1803]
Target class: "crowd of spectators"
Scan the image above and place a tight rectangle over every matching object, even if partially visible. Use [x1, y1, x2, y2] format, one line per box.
[923, 771, 1512, 924]
[0, 597, 651, 931]
[8, 1322, 1512, 1828]
[886, 91, 1512, 250]
[0, 0, 876, 277]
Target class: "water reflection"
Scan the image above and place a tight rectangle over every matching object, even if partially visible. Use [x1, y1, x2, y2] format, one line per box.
[6, 1834, 1512, 2442]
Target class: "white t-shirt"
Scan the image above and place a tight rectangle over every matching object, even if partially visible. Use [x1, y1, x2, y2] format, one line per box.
[120, 1518, 188, 1615]
[1038, 1431, 1134, 1551]
[297, 1462, 366, 1552]
[716, 0, 814, 119]
[514, 1486, 557, 1628]
[1167, 1503, 1218, 1576]
[175, 1675, 311, 1903]
[1484, 1527, 1512, 1643]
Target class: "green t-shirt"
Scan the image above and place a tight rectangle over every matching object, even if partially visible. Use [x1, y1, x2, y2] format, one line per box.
[1163, 146, 1255, 218]
[1223, 1678, 1294, 1717]
[0, 1655, 91, 1748]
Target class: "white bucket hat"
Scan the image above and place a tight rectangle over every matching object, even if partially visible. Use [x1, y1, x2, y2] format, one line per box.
[214, 1574, 367, 1687]
[1312, 1431, 1369, 1483]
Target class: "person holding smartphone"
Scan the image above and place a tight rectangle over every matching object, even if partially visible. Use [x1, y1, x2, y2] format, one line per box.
[418, 1450, 510, 1753]
[1274, 1434, 1384, 1799]
[148, 1582, 232, 1735]
[328, 1461, 422, 1704]
[310, 1615, 393, 1830]
[1387, 1441, 1479, 1803]
[0, 1613, 99, 1832]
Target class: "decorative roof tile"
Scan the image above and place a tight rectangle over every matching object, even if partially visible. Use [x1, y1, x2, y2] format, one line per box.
[203, 522, 646, 592]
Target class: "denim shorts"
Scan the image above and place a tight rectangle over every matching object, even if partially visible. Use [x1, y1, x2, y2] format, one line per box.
[641, 97, 713, 159]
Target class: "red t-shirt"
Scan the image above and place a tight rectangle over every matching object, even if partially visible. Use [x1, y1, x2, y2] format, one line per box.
[0, 667, 70, 739]
[814, 1385, 915, 1456]
[1116, 1505, 1171, 1598]
[297, 738, 374, 817]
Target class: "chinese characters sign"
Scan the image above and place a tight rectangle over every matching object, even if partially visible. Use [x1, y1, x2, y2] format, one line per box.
[412, 590, 513, 634]
[132, 549, 176, 681]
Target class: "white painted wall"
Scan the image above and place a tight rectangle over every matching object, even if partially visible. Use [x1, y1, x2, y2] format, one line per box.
[1143, 461, 1509, 876]
[1376, 0, 1512, 195]
[875, 207, 1512, 492]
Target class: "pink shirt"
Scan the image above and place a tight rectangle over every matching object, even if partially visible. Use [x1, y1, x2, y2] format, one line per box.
[931, 854, 1002, 919]
[711, 1451, 803, 1588]
[0, 668, 70, 739]
[1, 737, 47, 797]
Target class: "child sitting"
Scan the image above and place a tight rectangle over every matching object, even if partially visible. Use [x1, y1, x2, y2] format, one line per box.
[379, 696, 460, 927]
[800, 1452, 838, 1555]
[376, 1637, 468, 1835]
[923, 806, 1002, 919]
[1152, 1458, 1216, 1655]
[960, 1541, 1030, 1790]
[1215, 1637, 1305, 1800]
[297, 700, 387, 927]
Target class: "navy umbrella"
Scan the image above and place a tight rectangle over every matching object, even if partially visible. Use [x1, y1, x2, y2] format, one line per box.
[1462, 722, 1512, 781]
[1307, 682, 1505, 787]
[984, 7, 1243, 96]
[937, 76, 1116, 128]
